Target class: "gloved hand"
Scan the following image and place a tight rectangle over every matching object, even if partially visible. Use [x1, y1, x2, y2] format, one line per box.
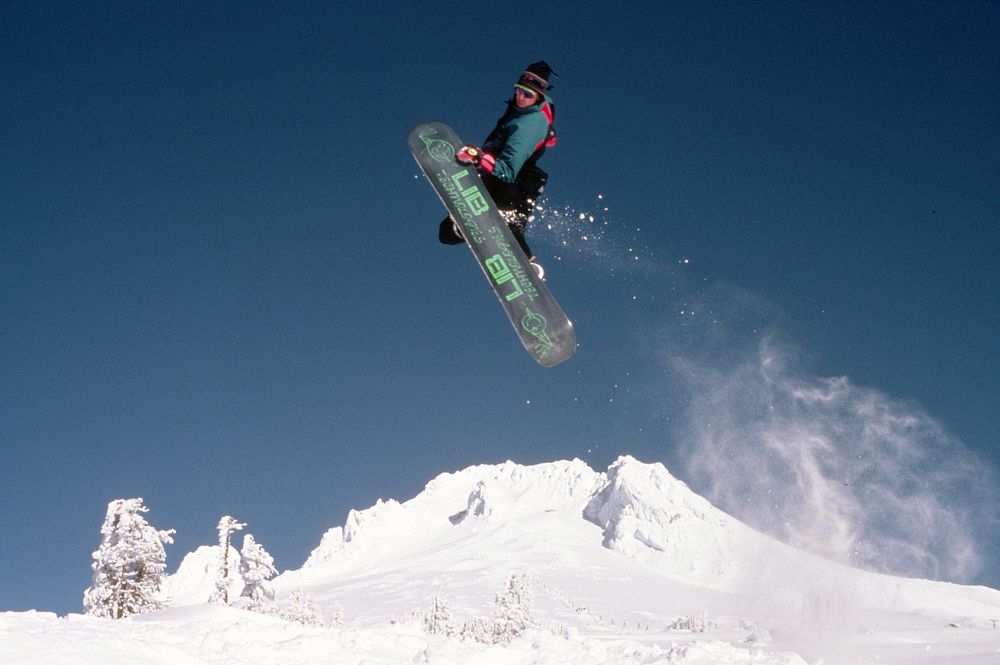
[456, 145, 496, 174]
[456, 145, 480, 165]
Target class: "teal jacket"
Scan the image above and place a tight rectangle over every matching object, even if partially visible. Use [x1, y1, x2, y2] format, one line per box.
[482, 101, 550, 184]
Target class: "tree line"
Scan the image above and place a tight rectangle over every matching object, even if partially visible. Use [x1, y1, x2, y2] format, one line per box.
[82, 498, 277, 619]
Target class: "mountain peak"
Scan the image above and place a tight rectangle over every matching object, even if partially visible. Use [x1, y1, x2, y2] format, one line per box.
[157, 454, 1000, 664]
[292, 456, 763, 588]
[582, 455, 753, 584]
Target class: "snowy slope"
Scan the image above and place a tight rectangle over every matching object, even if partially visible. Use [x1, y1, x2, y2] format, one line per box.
[283, 456, 1000, 626]
[159, 545, 242, 607]
[4, 456, 1000, 665]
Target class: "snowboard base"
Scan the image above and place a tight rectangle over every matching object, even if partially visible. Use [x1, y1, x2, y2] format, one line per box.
[409, 121, 575, 367]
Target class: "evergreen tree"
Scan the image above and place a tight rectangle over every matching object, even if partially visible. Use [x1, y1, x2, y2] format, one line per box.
[210, 515, 245, 605]
[234, 533, 277, 611]
[493, 572, 534, 643]
[424, 593, 457, 636]
[459, 616, 494, 643]
[83, 498, 175, 619]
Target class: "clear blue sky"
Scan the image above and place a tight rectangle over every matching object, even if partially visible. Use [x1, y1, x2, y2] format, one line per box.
[2, 1, 997, 615]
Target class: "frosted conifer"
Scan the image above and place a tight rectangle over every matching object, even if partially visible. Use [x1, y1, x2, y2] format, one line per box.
[210, 515, 245, 605]
[493, 572, 534, 643]
[234, 533, 277, 611]
[83, 498, 175, 619]
[459, 616, 494, 644]
[281, 590, 321, 625]
[424, 593, 457, 636]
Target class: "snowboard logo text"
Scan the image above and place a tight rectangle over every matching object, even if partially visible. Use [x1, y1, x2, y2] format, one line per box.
[434, 170, 486, 244]
[485, 254, 524, 302]
[450, 171, 489, 216]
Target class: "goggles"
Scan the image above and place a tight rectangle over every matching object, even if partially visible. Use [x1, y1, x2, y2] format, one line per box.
[514, 84, 540, 98]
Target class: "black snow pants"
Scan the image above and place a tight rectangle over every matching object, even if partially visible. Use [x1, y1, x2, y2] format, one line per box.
[438, 164, 547, 259]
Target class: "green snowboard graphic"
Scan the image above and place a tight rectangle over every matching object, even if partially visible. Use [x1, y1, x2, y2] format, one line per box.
[408, 121, 576, 367]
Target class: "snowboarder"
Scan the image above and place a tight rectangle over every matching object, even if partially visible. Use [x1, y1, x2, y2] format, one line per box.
[439, 61, 558, 279]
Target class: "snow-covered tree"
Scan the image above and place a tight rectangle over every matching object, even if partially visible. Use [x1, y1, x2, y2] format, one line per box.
[493, 572, 534, 643]
[456, 573, 537, 645]
[210, 515, 245, 605]
[424, 593, 457, 636]
[83, 498, 175, 619]
[667, 612, 713, 633]
[233, 533, 277, 611]
[458, 616, 494, 644]
[281, 590, 321, 625]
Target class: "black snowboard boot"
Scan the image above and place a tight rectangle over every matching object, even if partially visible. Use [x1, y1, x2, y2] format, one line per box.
[438, 217, 464, 245]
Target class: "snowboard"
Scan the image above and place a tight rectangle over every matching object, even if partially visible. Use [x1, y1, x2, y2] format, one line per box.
[408, 121, 575, 367]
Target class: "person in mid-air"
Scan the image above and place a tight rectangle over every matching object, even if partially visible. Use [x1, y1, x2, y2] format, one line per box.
[439, 61, 557, 279]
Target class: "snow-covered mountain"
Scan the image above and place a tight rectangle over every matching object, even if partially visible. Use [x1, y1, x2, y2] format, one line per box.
[4, 456, 1000, 664]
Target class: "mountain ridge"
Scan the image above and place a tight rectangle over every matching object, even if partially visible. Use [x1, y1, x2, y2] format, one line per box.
[252, 455, 1000, 631]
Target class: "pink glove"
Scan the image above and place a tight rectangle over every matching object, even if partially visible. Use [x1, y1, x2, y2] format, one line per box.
[456, 145, 496, 174]
[456, 145, 480, 165]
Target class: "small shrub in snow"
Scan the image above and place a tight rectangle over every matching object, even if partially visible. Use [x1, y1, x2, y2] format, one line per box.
[458, 616, 495, 644]
[281, 590, 321, 625]
[740, 619, 769, 643]
[83, 498, 175, 619]
[667, 611, 714, 633]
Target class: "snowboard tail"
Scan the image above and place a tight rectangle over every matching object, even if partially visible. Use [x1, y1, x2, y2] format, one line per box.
[408, 121, 575, 367]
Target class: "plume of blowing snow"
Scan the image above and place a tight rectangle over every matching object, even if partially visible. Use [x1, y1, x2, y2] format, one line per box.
[675, 337, 998, 584]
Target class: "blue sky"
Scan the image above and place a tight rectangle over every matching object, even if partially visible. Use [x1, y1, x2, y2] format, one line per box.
[2, 1, 997, 615]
